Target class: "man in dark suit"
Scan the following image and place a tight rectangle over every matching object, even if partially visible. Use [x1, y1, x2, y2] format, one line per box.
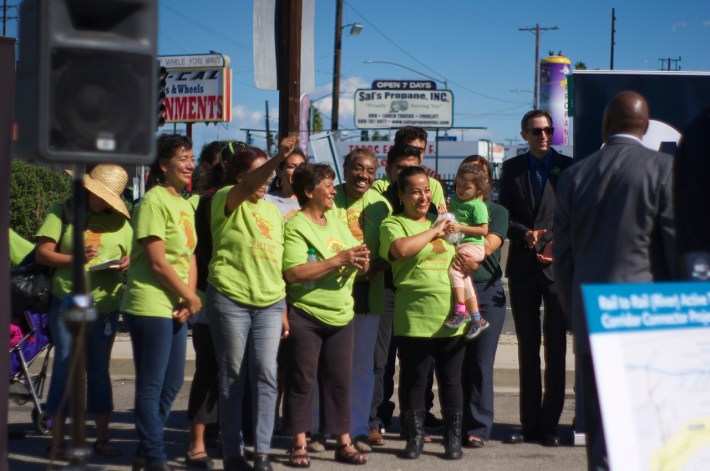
[498, 110, 572, 447]
[553, 91, 676, 470]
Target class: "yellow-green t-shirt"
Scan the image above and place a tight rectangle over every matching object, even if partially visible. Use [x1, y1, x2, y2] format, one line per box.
[208, 187, 285, 307]
[9, 228, 34, 267]
[379, 214, 463, 338]
[282, 211, 360, 326]
[330, 185, 390, 315]
[121, 186, 197, 318]
[35, 203, 133, 314]
[370, 176, 445, 208]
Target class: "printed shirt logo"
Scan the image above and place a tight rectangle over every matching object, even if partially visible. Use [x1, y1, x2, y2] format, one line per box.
[85, 229, 104, 251]
[326, 238, 347, 254]
[178, 211, 196, 249]
[430, 239, 447, 254]
[345, 208, 364, 242]
[252, 211, 274, 240]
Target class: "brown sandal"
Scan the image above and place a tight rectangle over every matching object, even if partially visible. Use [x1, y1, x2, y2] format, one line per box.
[287, 445, 311, 468]
[334, 443, 367, 465]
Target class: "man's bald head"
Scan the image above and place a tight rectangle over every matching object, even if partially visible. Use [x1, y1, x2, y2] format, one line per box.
[602, 91, 650, 141]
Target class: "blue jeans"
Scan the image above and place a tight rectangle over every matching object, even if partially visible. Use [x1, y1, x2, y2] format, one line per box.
[205, 285, 284, 457]
[46, 296, 118, 417]
[124, 313, 187, 467]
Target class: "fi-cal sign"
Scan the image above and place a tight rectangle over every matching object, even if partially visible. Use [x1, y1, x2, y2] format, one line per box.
[158, 54, 232, 124]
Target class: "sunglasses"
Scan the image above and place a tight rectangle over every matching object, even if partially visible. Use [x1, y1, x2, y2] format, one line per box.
[527, 127, 554, 136]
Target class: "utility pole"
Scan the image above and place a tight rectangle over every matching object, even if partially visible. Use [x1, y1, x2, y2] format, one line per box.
[519, 23, 558, 110]
[610, 8, 616, 70]
[331, 0, 343, 134]
[278, 0, 302, 140]
[658, 56, 682, 71]
[265, 101, 272, 156]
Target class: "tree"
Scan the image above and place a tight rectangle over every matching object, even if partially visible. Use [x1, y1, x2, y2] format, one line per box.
[10, 160, 72, 241]
[574, 61, 588, 70]
[309, 106, 324, 134]
[371, 131, 389, 141]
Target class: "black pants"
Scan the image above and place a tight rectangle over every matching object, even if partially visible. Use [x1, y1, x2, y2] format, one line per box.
[187, 323, 219, 423]
[283, 306, 354, 435]
[397, 336, 465, 412]
[508, 268, 567, 435]
[580, 353, 608, 471]
[369, 288, 435, 430]
[462, 278, 506, 440]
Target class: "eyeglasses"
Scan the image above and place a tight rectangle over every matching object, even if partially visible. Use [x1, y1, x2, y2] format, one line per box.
[526, 127, 554, 136]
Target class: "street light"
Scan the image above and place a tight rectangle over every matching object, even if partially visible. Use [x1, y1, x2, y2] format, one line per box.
[331, 0, 363, 134]
[363, 59, 448, 89]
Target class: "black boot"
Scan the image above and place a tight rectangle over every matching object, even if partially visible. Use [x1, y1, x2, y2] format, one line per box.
[442, 409, 463, 460]
[400, 410, 425, 459]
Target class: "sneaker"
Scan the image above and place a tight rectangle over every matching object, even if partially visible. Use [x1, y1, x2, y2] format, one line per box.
[464, 319, 490, 341]
[444, 305, 471, 329]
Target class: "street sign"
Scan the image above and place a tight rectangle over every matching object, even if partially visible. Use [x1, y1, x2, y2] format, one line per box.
[354, 88, 454, 129]
[157, 54, 232, 124]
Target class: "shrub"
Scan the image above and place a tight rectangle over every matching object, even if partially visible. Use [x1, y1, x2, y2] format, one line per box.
[10, 160, 72, 241]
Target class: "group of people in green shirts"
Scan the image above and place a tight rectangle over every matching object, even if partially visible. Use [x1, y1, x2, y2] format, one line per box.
[21, 124, 510, 471]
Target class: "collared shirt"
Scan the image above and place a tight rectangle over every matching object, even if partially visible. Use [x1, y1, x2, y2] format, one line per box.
[528, 150, 553, 193]
[607, 133, 644, 145]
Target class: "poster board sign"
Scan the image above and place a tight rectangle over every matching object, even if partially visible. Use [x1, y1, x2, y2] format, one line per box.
[158, 54, 232, 124]
[309, 132, 343, 185]
[582, 281, 710, 471]
[354, 88, 453, 129]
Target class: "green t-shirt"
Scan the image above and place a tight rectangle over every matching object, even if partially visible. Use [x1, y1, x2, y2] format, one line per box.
[379, 214, 463, 338]
[121, 186, 197, 318]
[282, 211, 360, 326]
[208, 187, 285, 307]
[9, 228, 34, 267]
[371, 175, 445, 208]
[449, 196, 488, 245]
[473, 200, 509, 283]
[35, 203, 133, 313]
[330, 185, 391, 315]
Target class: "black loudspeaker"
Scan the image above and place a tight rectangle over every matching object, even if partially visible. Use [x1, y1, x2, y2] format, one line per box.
[15, 0, 158, 164]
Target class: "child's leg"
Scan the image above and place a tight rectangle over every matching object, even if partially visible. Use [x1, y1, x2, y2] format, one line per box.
[448, 265, 468, 306]
[463, 276, 480, 316]
[459, 244, 487, 321]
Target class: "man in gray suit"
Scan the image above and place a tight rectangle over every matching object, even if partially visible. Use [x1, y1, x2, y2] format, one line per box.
[553, 91, 676, 470]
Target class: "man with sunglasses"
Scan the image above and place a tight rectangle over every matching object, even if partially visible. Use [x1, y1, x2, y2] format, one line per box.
[498, 110, 572, 447]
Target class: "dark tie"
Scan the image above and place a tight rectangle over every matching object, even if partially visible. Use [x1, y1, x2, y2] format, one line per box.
[530, 160, 544, 208]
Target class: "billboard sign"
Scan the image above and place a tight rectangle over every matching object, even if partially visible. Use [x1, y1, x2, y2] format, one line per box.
[158, 54, 232, 124]
[354, 86, 453, 129]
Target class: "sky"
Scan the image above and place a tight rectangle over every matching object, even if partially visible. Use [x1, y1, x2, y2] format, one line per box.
[7, 0, 710, 152]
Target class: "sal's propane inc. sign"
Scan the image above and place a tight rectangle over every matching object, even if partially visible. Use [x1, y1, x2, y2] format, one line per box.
[354, 80, 453, 129]
[158, 54, 232, 124]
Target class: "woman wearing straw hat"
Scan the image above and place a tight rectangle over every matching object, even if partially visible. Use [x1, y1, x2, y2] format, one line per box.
[36, 163, 133, 461]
